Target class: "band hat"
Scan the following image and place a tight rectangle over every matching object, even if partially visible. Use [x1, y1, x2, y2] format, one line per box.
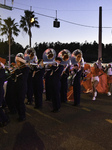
[15, 56, 26, 64]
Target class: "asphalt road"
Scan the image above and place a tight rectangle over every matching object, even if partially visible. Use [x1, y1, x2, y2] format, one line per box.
[0, 92, 112, 150]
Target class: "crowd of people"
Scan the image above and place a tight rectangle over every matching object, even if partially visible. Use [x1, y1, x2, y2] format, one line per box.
[0, 48, 112, 127]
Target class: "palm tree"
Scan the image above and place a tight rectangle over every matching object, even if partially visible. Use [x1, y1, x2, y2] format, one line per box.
[0, 17, 20, 67]
[0, 17, 1, 25]
[20, 10, 40, 48]
[0, 17, 2, 30]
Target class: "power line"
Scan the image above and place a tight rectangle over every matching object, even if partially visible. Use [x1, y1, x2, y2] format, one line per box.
[1, 4, 112, 29]
[59, 19, 98, 28]
[5, 0, 112, 12]
[13, 6, 98, 28]
[11, 6, 112, 29]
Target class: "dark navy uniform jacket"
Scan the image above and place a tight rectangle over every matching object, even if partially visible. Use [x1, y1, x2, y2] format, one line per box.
[73, 69, 82, 106]
[15, 66, 29, 95]
[60, 67, 69, 102]
[50, 64, 64, 83]
[0, 68, 5, 106]
[33, 66, 45, 90]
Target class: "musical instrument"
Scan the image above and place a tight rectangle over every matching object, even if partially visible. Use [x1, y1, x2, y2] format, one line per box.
[42, 48, 57, 68]
[43, 48, 56, 63]
[58, 49, 71, 65]
[24, 48, 38, 65]
[24, 47, 36, 56]
[71, 49, 84, 67]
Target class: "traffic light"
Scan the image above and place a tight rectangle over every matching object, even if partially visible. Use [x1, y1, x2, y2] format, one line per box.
[0, 4, 12, 10]
[53, 18, 60, 28]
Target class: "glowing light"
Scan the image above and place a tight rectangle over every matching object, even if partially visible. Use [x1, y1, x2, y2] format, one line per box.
[30, 18, 34, 23]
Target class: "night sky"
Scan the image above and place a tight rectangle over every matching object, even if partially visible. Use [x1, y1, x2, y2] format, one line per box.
[1, 0, 112, 48]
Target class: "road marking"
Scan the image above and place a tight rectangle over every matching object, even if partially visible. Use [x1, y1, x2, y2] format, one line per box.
[64, 103, 91, 111]
[26, 105, 63, 124]
[82, 107, 91, 112]
[35, 110, 63, 124]
[105, 119, 112, 124]
[3, 129, 8, 134]
[26, 112, 32, 117]
[38, 130, 47, 136]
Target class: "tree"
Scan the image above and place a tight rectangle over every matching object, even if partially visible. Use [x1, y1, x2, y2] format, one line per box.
[0, 17, 2, 26]
[0, 17, 20, 67]
[0, 17, 2, 31]
[20, 10, 40, 48]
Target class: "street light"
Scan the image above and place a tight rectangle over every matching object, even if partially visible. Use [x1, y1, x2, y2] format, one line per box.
[30, 17, 34, 23]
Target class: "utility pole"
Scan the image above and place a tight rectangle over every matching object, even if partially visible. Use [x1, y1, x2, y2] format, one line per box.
[98, 6, 102, 60]
[4, 0, 6, 5]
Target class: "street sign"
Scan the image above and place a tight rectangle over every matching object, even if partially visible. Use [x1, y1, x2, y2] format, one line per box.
[0, 4, 12, 10]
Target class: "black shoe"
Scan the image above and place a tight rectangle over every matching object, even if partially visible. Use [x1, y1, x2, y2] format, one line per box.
[9, 110, 17, 115]
[34, 106, 42, 110]
[51, 109, 60, 113]
[18, 117, 26, 122]
[34, 106, 38, 109]
[26, 102, 32, 105]
[62, 101, 68, 104]
[72, 104, 80, 107]
[3, 119, 10, 126]
[45, 99, 51, 101]
[0, 122, 3, 127]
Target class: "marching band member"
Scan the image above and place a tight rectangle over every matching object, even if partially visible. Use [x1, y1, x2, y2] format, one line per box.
[105, 63, 112, 96]
[58, 49, 71, 103]
[50, 57, 64, 112]
[71, 63, 83, 106]
[14, 53, 29, 121]
[0, 62, 9, 127]
[71, 49, 84, 106]
[32, 59, 45, 109]
[24, 48, 38, 105]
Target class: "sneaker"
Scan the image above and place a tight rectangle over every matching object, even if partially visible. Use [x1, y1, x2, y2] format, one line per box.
[84, 89, 90, 93]
[92, 97, 96, 100]
[94, 91, 97, 97]
[107, 92, 111, 96]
